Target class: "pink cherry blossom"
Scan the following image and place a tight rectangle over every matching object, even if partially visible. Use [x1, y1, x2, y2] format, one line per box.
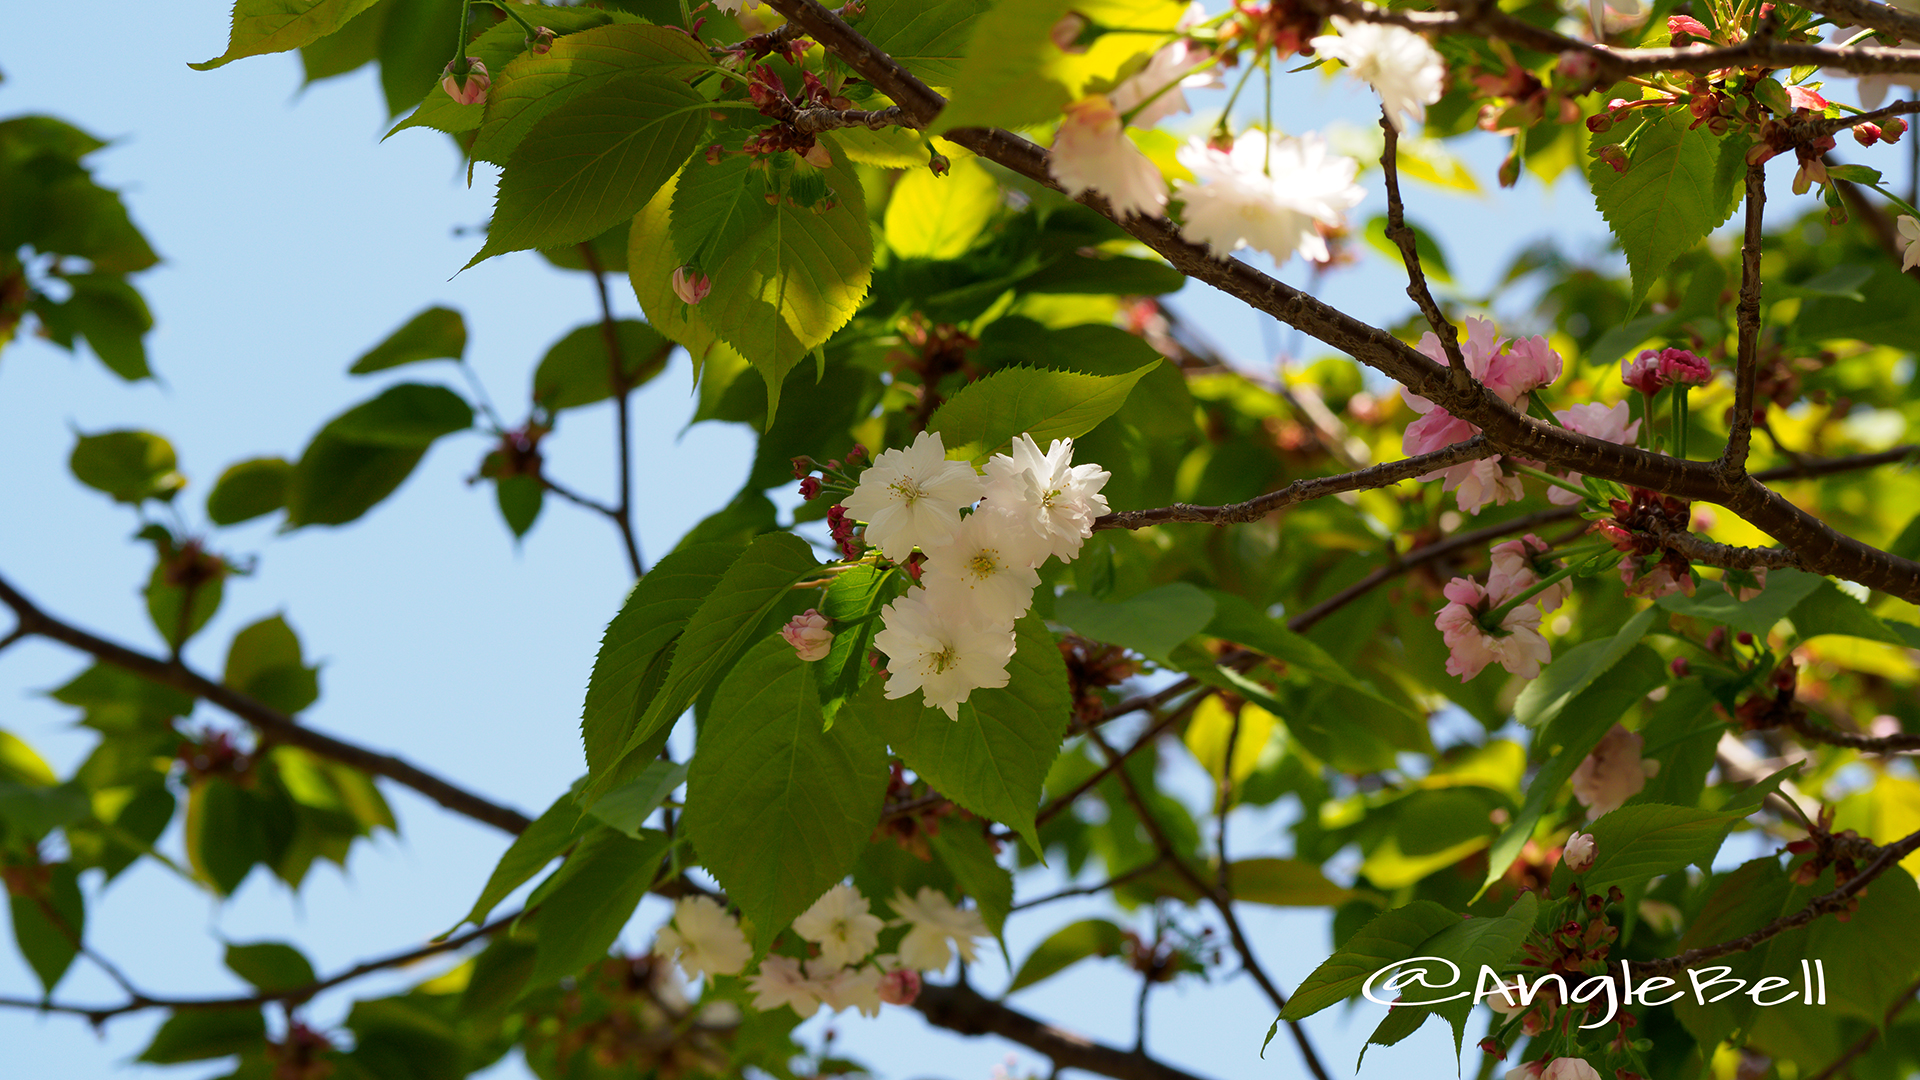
[1506, 1060, 1545, 1080]
[1399, 319, 1560, 514]
[1658, 348, 1711, 385]
[1542, 1057, 1603, 1080]
[781, 609, 834, 662]
[1563, 831, 1596, 872]
[1622, 350, 1662, 395]
[673, 266, 712, 305]
[1488, 534, 1567, 612]
[1451, 458, 1524, 516]
[877, 967, 921, 1005]
[1620, 554, 1693, 599]
[1571, 724, 1659, 817]
[1485, 335, 1562, 403]
[1667, 14, 1712, 39]
[1548, 401, 1640, 506]
[1434, 576, 1552, 682]
[441, 58, 490, 105]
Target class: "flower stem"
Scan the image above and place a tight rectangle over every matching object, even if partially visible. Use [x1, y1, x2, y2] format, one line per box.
[451, 0, 474, 75]
[1479, 563, 1582, 629]
[476, 0, 538, 39]
[1510, 462, 1592, 500]
[1671, 384, 1689, 460]
[1527, 390, 1564, 428]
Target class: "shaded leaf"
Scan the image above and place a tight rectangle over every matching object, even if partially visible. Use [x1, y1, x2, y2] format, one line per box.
[193, 0, 384, 70]
[224, 941, 317, 992]
[348, 306, 466, 374]
[69, 430, 183, 504]
[207, 457, 293, 526]
[1007, 918, 1125, 993]
[926, 363, 1156, 461]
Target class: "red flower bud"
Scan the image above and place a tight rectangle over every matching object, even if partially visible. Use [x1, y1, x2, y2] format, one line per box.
[1855, 122, 1884, 147]
[1884, 117, 1908, 144]
[1668, 14, 1712, 40]
[798, 476, 822, 500]
[1587, 113, 1615, 134]
[530, 26, 555, 54]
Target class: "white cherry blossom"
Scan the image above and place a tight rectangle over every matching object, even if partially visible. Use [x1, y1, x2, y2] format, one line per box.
[920, 508, 1046, 625]
[1049, 95, 1169, 219]
[653, 895, 751, 981]
[981, 435, 1111, 563]
[747, 955, 824, 1017]
[872, 589, 1015, 719]
[1174, 132, 1364, 264]
[1108, 39, 1216, 129]
[809, 960, 884, 1017]
[1308, 17, 1447, 131]
[792, 883, 885, 969]
[842, 431, 984, 561]
[890, 887, 989, 971]
[1900, 215, 1920, 273]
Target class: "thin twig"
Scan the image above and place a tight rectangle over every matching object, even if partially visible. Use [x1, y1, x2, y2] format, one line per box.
[578, 242, 646, 579]
[542, 475, 621, 518]
[1720, 163, 1769, 479]
[1782, 708, 1920, 753]
[1046, 696, 1210, 825]
[1379, 111, 1467, 375]
[914, 979, 1219, 1080]
[1009, 857, 1170, 912]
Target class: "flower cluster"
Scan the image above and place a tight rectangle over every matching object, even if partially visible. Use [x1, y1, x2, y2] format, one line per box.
[833, 431, 1109, 718]
[1400, 317, 1564, 514]
[1620, 346, 1711, 395]
[740, 883, 989, 1019]
[1434, 534, 1562, 682]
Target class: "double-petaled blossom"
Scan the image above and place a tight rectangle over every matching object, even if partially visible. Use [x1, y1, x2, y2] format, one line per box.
[747, 955, 822, 1016]
[980, 435, 1111, 564]
[1621, 350, 1663, 395]
[1109, 38, 1217, 129]
[1488, 534, 1568, 612]
[891, 887, 990, 971]
[1659, 348, 1711, 386]
[809, 960, 883, 1017]
[1049, 95, 1169, 219]
[1542, 1058, 1603, 1080]
[1548, 401, 1640, 506]
[1900, 215, 1920, 272]
[793, 884, 885, 969]
[1400, 319, 1561, 513]
[842, 431, 985, 561]
[1307, 17, 1447, 131]
[781, 609, 834, 662]
[921, 509, 1046, 626]
[1563, 831, 1597, 872]
[654, 895, 752, 981]
[1434, 576, 1552, 681]
[1174, 131, 1364, 264]
[872, 589, 1015, 719]
[1571, 724, 1660, 817]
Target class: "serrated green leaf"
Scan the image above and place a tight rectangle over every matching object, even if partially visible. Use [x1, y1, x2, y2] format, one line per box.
[207, 457, 293, 526]
[1591, 108, 1744, 309]
[321, 383, 473, 448]
[860, 0, 992, 86]
[684, 637, 889, 951]
[932, 0, 1185, 134]
[1279, 901, 1461, 1021]
[928, 823, 1013, 937]
[580, 759, 685, 838]
[867, 614, 1071, 855]
[1364, 893, 1539, 1057]
[348, 306, 466, 374]
[1658, 566, 1825, 634]
[1053, 582, 1215, 664]
[384, 8, 620, 137]
[69, 430, 183, 504]
[926, 362, 1155, 461]
[885, 155, 1000, 259]
[817, 565, 897, 723]
[470, 72, 708, 266]
[524, 827, 669, 988]
[472, 21, 710, 165]
[1007, 918, 1125, 993]
[1514, 606, 1657, 728]
[458, 791, 594, 930]
[671, 152, 773, 268]
[193, 0, 384, 70]
[1788, 581, 1904, 644]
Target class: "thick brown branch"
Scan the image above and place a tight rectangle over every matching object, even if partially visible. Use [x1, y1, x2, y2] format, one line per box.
[767, 0, 1920, 600]
[1783, 707, 1920, 753]
[1791, 0, 1920, 44]
[1652, 524, 1808, 571]
[914, 979, 1217, 1080]
[792, 105, 920, 133]
[1379, 113, 1466, 373]
[1093, 437, 1492, 531]
[1721, 164, 1770, 478]
[0, 572, 533, 837]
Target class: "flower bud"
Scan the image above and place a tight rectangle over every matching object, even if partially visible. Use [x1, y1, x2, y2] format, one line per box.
[1586, 113, 1615, 134]
[878, 967, 921, 1005]
[1050, 12, 1093, 53]
[799, 476, 823, 500]
[705, 144, 725, 165]
[671, 266, 711, 305]
[1564, 831, 1597, 872]
[1706, 115, 1730, 136]
[1658, 347, 1711, 385]
[1595, 144, 1629, 174]
[1854, 122, 1883, 147]
[802, 142, 833, 169]
[441, 58, 490, 105]
[530, 26, 555, 54]
[1668, 14, 1712, 41]
[780, 609, 834, 662]
[1883, 117, 1908, 143]
[1737, 631, 1754, 645]
[1670, 656, 1690, 678]
[1479, 1037, 1507, 1059]
[927, 150, 951, 176]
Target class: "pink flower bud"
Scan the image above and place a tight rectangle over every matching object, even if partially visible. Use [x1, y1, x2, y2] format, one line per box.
[1670, 656, 1690, 678]
[1586, 113, 1615, 134]
[1563, 831, 1597, 872]
[1479, 1036, 1507, 1059]
[530, 26, 555, 54]
[798, 476, 823, 501]
[1621, 350, 1663, 395]
[671, 266, 711, 305]
[1543, 1058, 1604, 1080]
[1667, 14, 1712, 40]
[878, 967, 921, 1005]
[1595, 144, 1629, 174]
[441, 58, 490, 106]
[1051, 12, 1092, 53]
[1657, 347, 1711, 385]
[1855, 122, 1884, 147]
[1884, 117, 1908, 144]
[780, 609, 834, 662]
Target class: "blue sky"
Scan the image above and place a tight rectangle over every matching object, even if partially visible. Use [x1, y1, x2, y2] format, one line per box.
[2, 5, 1907, 1080]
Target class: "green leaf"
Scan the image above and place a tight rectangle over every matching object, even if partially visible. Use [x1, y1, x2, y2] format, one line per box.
[299, 0, 389, 83]
[859, 0, 992, 86]
[348, 306, 466, 374]
[1203, 591, 1416, 717]
[60, 273, 154, 380]
[0, 731, 57, 787]
[0, 782, 95, 839]
[1364, 893, 1540, 1056]
[138, 1008, 267, 1062]
[69, 429, 184, 503]
[524, 827, 669, 988]
[1052, 583, 1216, 664]
[1658, 566, 1825, 635]
[1793, 264, 1920, 352]
[1788, 581, 1904, 644]
[185, 779, 293, 896]
[375, 0, 466, 120]
[580, 759, 685, 839]
[603, 533, 821, 790]
[885, 155, 1000, 259]
[1568, 801, 1750, 895]
[1590, 108, 1745, 309]
[284, 436, 426, 528]
[459, 938, 538, 1017]
[817, 565, 897, 723]
[458, 791, 594, 929]
[470, 72, 708, 266]
[1513, 606, 1657, 728]
[531, 319, 671, 411]
[928, 823, 1013, 938]
[207, 457, 294, 526]
[383, 6, 619, 135]
[193, 0, 384, 70]
[472, 21, 711, 165]
[581, 542, 746, 779]
[926, 363, 1156, 461]
[322, 383, 473, 448]
[1006, 918, 1125, 993]
[7, 863, 84, 994]
[869, 614, 1071, 855]
[496, 475, 542, 539]
[1226, 858, 1359, 908]
[223, 616, 320, 715]
[684, 637, 889, 950]
[670, 152, 773, 269]
[224, 941, 317, 992]
[629, 171, 727, 361]
[698, 142, 874, 425]
[1361, 216, 1452, 284]
[146, 554, 225, 652]
[1480, 644, 1667, 896]
[1278, 901, 1461, 1021]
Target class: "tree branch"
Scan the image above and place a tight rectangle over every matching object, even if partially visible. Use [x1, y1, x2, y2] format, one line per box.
[1092, 437, 1492, 531]
[1720, 163, 1770, 479]
[1782, 707, 1920, 753]
[791, 105, 920, 133]
[0, 572, 533, 837]
[1789, 0, 1920, 44]
[1379, 112, 1466, 374]
[913, 979, 1219, 1080]
[578, 242, 646, 579]
[763, 0, 1920, 601]
[1009, 857, 1170, 912]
